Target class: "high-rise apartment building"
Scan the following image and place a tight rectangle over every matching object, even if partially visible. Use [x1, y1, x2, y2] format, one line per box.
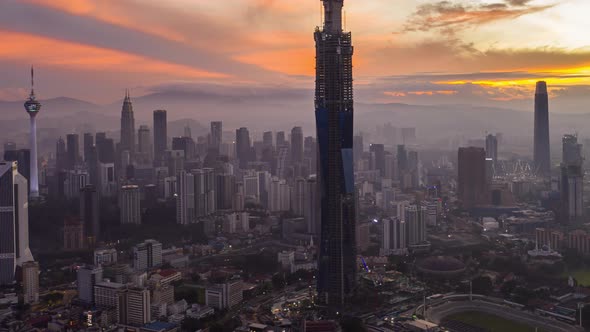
[291, 127, 304, 163]
[119, 185, 141, 225]
[66, 133, 80, 170]
[276, 131, 287, 147]
[485, 134, 498, 169]
[176, 170, 195, 225]
[382, 218, 407, 255]
[315, 0, 356, 306]
[561, 134, 584, 223]
[236, 127, 252, 169]
[83, 133, 94, 163]
[133, 239, 162, 271]
[77, 265, 103, 305]
[99, 162, 116, 197]
[80, 185, 100, 246]
[153, 110, 167, 164]
[210, 121, 222, 151]
[370, 144, 385, 176]
[22, 261, 39, 304]
[137, 125, 152, 165]
[126, 287, 151, 326]
[458, 147, 488, 209]
[405, 205, 426, 246]
[304, 177, 319, 234]
[262, 131, 273, 148]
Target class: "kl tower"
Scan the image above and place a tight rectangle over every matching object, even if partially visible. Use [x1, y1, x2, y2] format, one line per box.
[24, 67, 41, 198]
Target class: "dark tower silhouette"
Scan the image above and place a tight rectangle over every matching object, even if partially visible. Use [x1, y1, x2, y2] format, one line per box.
[458, 147, 488, 209]
[534, 81, 550, 176]
[153, 110, 167, 165]
[235, 127, 252, 169]
[315, 0, 356, 307]
[66, 134, 80, 170]
[291, 126, 304, 163]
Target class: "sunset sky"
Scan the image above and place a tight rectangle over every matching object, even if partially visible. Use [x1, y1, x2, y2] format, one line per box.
[1, 0, 589, 112]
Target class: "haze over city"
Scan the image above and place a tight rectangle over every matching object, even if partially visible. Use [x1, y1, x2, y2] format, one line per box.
[1, 1, 590, 332]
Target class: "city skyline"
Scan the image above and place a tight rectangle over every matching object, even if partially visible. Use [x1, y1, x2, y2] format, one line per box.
[3, 1, 590, 331]
[0, 0, 589, 113]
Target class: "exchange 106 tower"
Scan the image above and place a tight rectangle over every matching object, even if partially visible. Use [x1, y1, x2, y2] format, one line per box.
[315, 0, 356, 307]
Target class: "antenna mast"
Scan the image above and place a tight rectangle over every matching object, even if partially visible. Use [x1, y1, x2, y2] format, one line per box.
[320, 1, 323, 27]
[30, 65, 36, 98]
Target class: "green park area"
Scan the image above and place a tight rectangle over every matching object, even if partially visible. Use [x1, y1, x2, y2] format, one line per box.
[445, 311, 544, 332]
[562, 269, 590, 286]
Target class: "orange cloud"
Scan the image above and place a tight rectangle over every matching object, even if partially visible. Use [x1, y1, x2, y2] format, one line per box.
[23, 0, 185, 42]
[384, 90, 458, 97]
[0, 30, 227, 79]
[234, 48, 315, 76]
[403, 1, 553, 34]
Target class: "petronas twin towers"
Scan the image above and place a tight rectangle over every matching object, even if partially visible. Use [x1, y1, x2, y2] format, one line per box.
[315, 0, 357, 306]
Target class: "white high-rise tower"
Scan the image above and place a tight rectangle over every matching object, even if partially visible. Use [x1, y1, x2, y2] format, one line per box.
[24, 67, 41, 198]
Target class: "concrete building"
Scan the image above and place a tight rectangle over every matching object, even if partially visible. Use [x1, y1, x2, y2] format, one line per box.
[98, 162, 116, 197]
[381, 218, 407, 256]
[205, 279, 243, 310]
[120, 185, 141, 224]
[485, 134, 498, 170]
[94, 248, 118, 266]
[77, 265, 103, 305]
[137, 125, 153, 166]
[63, 218, 85, 250]
[80, 185, 100, 246]
[63, 168, 89, 199]
[356, 222, 370, 253]
[223, 212, 250, 234]
[304, 176, 319, 234]
[291, 126, 304, 163]
[126, 287, 151, 326]
[458, 147, 488, 208]
[176, 170, 195, 225]
[561, 134, 584, 224]
[22, 261, 39, 304]
[210, 121, 222, 151]
[405, 205, 427, 246]
[153, 110, 168, 165]
[133, 240, 162, 271]
[269, 177, 290, 212]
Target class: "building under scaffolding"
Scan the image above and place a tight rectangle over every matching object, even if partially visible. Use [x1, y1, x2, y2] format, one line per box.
[315, 0, 357, 307]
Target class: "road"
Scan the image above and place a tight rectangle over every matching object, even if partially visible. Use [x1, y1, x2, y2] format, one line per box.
[190, 239, 299, 264]
[427, 300, 583, 332]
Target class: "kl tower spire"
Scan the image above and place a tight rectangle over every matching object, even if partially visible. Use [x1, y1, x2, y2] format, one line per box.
[24, 66, 41, 198]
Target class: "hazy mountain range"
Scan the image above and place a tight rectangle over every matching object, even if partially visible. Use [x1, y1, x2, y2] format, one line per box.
[0, 91, 587, 156]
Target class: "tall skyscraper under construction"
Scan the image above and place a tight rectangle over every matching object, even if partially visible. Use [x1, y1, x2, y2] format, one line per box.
[315, 0, 356, 306]
[534, 81, 550, 176]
